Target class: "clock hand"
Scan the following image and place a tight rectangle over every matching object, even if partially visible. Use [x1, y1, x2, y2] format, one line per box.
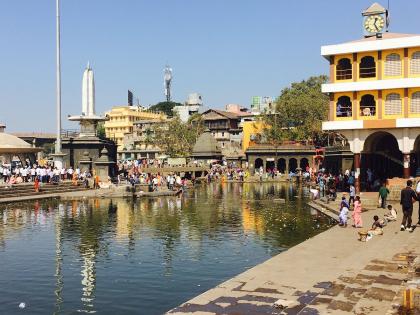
[374, 17, 379, 31]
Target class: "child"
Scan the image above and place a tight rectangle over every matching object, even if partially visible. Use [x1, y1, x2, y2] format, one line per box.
[369, 215, 384, 235]
[384, 204, 397, 222]
[349, 184, 355, 207]
[338, 196, 350, 227]
[352, 196, 363, 228]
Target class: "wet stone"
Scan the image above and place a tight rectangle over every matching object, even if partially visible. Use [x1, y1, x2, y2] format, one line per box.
[342, 287, 367, 302]
[364, 286, 397, 301]
[309, 297, 333, 305]
[374, 274, 404, 286]
[283, 304, 306, 315]
[254, 287, 282, 294]
[297, 291, 318, 305]
[327, 300, 355, 312]
[364, 263, 405, 273]
[239, 295, 278, 304]
[298, 307, 320, 314]
[322, 283, 346, 296]
[313, 281, 333, 289]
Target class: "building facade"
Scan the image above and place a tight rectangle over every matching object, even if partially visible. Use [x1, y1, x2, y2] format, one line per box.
[172, 93, 203, 123]
[321, 9, 420, 191]
[104, 106, 166, 150]
[119, 119, 167, 160]
[201, 109, 253, 153]
[250, 96, 275, 114]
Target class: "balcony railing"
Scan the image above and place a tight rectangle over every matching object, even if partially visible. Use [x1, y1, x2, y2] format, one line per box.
[336, 69, 352, 80]
[359, 66, 376, 78]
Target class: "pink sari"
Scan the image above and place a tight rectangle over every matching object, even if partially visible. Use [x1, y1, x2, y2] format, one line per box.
[352, 200, 363, 227]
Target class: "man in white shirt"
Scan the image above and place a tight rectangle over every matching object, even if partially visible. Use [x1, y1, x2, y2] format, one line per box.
[60, 167, 66, 180]
[30, 167, 36, 182]
[21, 167, 28, 182]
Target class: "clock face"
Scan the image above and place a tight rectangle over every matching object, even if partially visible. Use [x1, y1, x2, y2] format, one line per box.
[364, 15, 385, 33]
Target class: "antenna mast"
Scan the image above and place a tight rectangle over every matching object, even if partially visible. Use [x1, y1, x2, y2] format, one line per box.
[164, 65, 172, 102]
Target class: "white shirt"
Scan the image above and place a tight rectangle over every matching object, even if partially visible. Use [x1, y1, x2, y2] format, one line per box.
[416, 181, 420, 194]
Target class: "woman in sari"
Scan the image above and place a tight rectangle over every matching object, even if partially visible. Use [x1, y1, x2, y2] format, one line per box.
[352, 196, 363, 228]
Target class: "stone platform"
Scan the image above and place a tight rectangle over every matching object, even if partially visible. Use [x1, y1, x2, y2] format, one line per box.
[168, 200, 420, 314]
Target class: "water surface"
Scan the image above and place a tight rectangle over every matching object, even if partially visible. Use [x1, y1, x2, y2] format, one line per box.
[0, 183, 334, 314]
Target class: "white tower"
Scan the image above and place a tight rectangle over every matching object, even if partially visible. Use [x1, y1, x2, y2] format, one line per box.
[82, 63, 95, 117]
[68, 63, 107, 137]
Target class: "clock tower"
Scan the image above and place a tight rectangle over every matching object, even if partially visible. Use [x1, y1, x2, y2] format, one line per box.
[362, 2, 388, 37]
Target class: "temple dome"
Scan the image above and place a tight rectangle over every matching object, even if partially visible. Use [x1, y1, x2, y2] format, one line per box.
[0, 131, 40, 153]
[192, 130, 222, 157]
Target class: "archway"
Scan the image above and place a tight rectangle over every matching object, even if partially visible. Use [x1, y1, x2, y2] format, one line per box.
[412, 135, 420, 176]
[362, 132, 403, 186]
[336, 58, 352, 80]
[277, 158, 286, 173]
[337, 96, 352, 117]
[255, 158, 263, 171]
[266, 160, 275, 172]
[360, 94, 376, 116]
[300, 158, 309, 171]
[289, 158, 297, 173]
[360, 56, 376, 78]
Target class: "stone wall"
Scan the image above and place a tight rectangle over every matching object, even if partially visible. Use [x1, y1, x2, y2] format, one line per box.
[387, 177, 420, 201]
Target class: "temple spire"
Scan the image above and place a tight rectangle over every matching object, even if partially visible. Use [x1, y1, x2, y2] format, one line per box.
[82, 63, 95, 116]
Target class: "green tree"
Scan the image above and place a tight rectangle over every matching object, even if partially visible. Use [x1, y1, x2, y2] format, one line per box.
[261, 75, 329, 146]
[153, 115, 204, 157]
[96, 123, 106, 139]
[149, 101, 183, 117]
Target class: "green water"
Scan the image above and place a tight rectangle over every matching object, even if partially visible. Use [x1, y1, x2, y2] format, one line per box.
[0, 182, 334, 314]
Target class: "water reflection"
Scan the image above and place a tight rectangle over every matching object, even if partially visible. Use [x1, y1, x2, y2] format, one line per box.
[0, 183, 334, 315]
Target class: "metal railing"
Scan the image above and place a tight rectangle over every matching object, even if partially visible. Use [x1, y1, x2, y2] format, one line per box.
[336, 69, 352, 80]
[359, 66, 376, 78]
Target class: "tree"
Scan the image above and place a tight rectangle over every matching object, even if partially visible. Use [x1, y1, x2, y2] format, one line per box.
[152, 115, 204, 157]
[96, 123, 106, 139]
[261, 75, 329, 146]
[149, 101, 183, 117]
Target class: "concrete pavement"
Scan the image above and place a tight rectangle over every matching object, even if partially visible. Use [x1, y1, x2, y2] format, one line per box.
[168, 201, 420, 315]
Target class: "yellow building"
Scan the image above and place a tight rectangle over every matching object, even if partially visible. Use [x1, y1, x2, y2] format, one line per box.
[241, 120, 265, 152]
[104, 106, 166, 150]
[322, 3, 420, 191]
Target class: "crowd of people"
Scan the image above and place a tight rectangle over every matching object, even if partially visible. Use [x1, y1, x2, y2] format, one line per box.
[118, 161, 189, 192]
[0, 162, 101, 189]
[335, 178, 420, 241]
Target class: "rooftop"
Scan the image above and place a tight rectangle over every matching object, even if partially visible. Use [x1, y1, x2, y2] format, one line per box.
[191, 130, 222, 157]
[321, 32, 420, 59]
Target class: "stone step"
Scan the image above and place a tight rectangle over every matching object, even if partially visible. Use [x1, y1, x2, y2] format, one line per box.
[0, 186, 89, 199]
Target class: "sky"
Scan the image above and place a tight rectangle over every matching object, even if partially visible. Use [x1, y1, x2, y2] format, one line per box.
[1, 0, 420, 132]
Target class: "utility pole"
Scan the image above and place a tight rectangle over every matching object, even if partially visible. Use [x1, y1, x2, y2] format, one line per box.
[56, 0, 62, 154]
[52, 0, 65, 168]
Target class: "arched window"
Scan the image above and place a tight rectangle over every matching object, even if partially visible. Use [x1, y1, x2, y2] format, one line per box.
[360, 56, 376, 78]
[411, 92, 420, 114]
[336, 58, 352, 80]
[385, 93, 402, 115]
[410, 51, 420, 75]
[385, 53, 402, 76]
[336, 96, 352, 117]
[360, 94, 376, 116]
